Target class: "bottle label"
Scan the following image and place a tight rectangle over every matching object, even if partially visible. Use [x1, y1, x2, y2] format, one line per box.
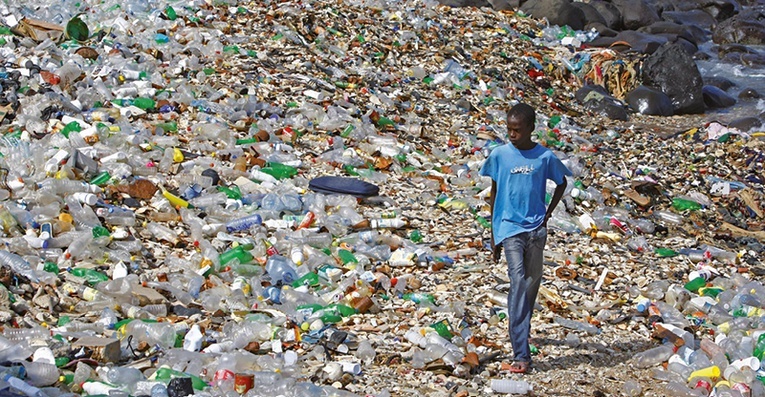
[214, 369, 235, 382]
[82, 287, 99, 301]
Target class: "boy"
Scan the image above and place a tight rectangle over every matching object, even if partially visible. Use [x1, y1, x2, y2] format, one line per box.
[479, 103, 571, 373]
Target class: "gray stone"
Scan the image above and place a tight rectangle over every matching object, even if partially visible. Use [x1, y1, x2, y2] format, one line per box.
[713, 9, 765, 45]
[590, 0, 623, 30]
[575, 85, 630, 121]
[487, 0, 520, 10]
[641, 43, 705, 114]
[520, 0, 586, 30]
[611, 0, 661, 30]
[702, 85, 737, 108]
[739, 88, 762, 99]
[571, 2, 607, 27]
[625, 85, 675, 116]
[728, 117, 762, 131]
[662, 10, 717, 30]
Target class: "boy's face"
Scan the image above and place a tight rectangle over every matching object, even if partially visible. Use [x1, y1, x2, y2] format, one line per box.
[507, 115, 534, 149]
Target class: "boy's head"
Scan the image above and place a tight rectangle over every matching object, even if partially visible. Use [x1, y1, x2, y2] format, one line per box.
[506, 103, 536, 149]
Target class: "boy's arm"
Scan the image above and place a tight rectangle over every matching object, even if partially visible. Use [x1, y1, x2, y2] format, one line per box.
[489, 180, 501, 262]
[543, 178, 567, 228]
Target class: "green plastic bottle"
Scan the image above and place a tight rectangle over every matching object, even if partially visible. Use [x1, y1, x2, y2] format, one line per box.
[217, 185, 242, 200]
[90, 171, 111, 186]
[409, 229, 423, 243]
[337, 249, 358, 264]
[402, 293, 435, 305]
[69, 268, 109, 285]
[219, 244, 255, 266]
[132, 97, 156, 110]
[61, 121, 82, 138]
[155, 121, 177, 133]
[754, 333, 765, 360]
[92, 225, 111, 238]
[261, 162, 297, 180]
[325, 303, 356, 317]
[683, 277, 706, 292]
[654, 248, 678, 258]
[672, 198, 702, 211]
[43, 261, 59, 274]
[291, 272, 320, 288]
[165, 6, 177, 20]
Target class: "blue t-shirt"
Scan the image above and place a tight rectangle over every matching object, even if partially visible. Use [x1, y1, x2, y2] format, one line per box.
[479, 143, 571, 244]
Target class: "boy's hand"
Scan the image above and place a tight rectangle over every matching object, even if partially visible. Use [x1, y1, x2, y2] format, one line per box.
[492, 244, 502, 263]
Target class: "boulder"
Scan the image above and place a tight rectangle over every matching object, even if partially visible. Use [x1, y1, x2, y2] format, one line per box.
[625, 85, 675, 116]
[702, 0, 741, 22]
[586, 22, 619, 37]
[728, 117, 762, 131]
[520, 0, 586, 30]
[662, 10, 717, 30]
[575, 85, 630, 121]
[739, 88, 762, 99]
[702, 85, 737, 108]
[639, 21, 705, 45]
[712, 9, 765, 45]
[641, 43, 705, 114]
[487, 0, 520, 11]
[571, 2, 608, 27]
[704, 76, 737, 91]
[588, 30, 668, 54]
[611, 0, 661, 30]
[590, 0, 623, 30]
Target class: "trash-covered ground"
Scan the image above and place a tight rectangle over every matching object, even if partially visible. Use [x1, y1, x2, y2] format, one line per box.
[0, 0, 764, 396]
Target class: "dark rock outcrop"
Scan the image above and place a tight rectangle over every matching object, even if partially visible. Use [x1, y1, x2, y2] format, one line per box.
[641, 43, 705, 114]
[625, 85, 675, 116]
[712, 9, 765, 44]
[702, 85, 737, 108]
[611, 0, 661, 30]
[520, 0, 587, 30]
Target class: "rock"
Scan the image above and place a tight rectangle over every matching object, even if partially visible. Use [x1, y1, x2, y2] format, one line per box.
[712, 9, 765, 45]
[611, 0, 660, 30]
[487, 0, 520, 11]
[520, 0, 587, 31]
[662, 10, 717, 30]
[571, 2, 607, 27]
[694, 51, 713, 60]
[586, 22, 619, 37]
[739, 88, 762, 99]
[625, 85, 675, 116]
[727, 117, 762, 131]
[588, 30, 668, 54]
[641, 43, 705, 114]
[702, 85, 737, 108]
[639, 21, 705, 45]
[701, 0, 741, 22]
[576, 85, 630, 121]
[703, 76, 737, 91]
[590, 0, 623, 30]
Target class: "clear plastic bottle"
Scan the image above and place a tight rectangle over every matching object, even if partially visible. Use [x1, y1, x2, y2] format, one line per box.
[490, 379, 533, 394]
[2, 374, 46, 397]
[0, 250, 39, 283]
[225, 213, 263, 233]
[633, 344, 674, 368]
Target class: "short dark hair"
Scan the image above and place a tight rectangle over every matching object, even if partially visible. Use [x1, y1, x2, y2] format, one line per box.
[507, 103, 536, 128]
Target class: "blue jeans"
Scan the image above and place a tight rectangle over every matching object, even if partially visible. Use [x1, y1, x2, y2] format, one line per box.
[501, 226, 547, 362]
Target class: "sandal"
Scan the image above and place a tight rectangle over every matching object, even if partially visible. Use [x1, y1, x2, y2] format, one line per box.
[508, 361, 529, 374]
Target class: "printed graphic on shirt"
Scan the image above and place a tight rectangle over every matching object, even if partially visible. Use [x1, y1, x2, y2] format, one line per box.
[510, 164, 535, 174]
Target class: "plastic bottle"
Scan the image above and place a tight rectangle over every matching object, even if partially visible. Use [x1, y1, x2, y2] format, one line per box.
[633, 344, 675, 368]
[225, 213, 262, 233]
[553, 316, 600, 335]
[672, 198, 703, 211]
[490, 379, 533, 394]
[265, 255, 298, 284]
[2, 374, 45, 397]
[0, 250, 39, 283]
